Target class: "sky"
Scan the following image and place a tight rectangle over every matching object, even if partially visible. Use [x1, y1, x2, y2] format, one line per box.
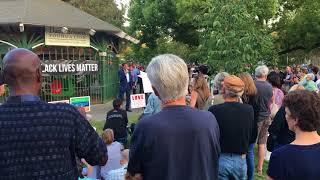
[115, 0, 130, 26]
[115, 0, 130, 7]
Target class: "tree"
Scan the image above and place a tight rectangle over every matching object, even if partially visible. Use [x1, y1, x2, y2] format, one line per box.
[197, 1, 278, 73]
[276, 0, 320, 54]
[127, 0, 320, 72]
[63, 0, 125, 27]
[127, 0, 200, 64]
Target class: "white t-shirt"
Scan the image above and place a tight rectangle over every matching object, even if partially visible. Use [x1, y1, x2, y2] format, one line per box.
[126, 72, 130, 83]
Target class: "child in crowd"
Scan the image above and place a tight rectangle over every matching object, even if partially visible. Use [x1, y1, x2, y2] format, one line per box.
[101, 129, 123, 179]
[104, 99, 128, 146]
[105, 149, 130, 180]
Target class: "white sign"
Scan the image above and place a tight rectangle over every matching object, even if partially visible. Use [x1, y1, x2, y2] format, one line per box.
[48, 100, 70, 104]
[138, 71, 154, 93]
[45, 27, 90, 47]
[130, 94, 146, 109]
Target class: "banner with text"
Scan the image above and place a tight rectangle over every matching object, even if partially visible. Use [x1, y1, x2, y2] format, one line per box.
[41, 60, 99, 75]
[45, 27, 90, 47]
[131, 94, 146, 109]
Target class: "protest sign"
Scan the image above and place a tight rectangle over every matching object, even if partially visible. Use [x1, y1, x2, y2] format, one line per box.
[70, 96, 91, 112]
[130, 94, 146, 109]
[138, 71, 153, 93]
[48, 100, 70, 104]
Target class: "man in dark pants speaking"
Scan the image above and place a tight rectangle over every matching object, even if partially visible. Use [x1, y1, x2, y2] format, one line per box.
[118, 63, 133, 112]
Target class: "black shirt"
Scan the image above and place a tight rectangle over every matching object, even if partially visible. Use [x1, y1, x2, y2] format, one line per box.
[268, 106, 295, 150]
[268, 143, 320, 180]
[128, 106, 220, 180]
[242, 95, 261, 143]
[104, 109, 128, 139]
[209, 102, 253, 154]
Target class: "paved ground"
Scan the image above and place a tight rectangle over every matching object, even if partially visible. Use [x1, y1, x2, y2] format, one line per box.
[89, 101, 143, 121]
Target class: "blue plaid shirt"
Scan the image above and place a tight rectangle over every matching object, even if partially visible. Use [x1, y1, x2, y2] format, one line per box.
[104, 165, 127, 180]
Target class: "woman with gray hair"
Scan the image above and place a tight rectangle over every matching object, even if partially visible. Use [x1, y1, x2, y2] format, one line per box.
[212, 72, 229, 105]
[126, 54, 221, 180]
[299, 73, 318, 92]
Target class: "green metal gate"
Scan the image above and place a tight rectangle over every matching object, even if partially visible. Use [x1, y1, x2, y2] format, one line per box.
[0, 46, 119, 104]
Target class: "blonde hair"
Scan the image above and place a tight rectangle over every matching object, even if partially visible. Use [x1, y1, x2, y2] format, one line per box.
[239, 73, 257, 96]
[102, 129, 114, 145]
[289, 84, 305, 92]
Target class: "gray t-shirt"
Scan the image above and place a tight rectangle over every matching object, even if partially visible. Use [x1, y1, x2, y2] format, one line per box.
[255, 80, 273, 121]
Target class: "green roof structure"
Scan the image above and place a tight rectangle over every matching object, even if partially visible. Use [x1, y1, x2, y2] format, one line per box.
[0, 0, 121, 32]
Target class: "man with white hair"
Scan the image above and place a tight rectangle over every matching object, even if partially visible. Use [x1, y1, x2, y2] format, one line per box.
[254, 65, 273, 174]
[126, 54, 220, 180]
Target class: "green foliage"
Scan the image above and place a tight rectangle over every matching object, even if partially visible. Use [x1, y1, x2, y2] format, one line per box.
[91, 38, 110, 52]
[3, 33, 43, 50]
[127, 0, 320, 72]
[63, 0, 125, 27]
[198, 1, 277, 73]
[276, 0, 320, 54]
[125, 39, 197, 65]
[127, 0, 200, 64]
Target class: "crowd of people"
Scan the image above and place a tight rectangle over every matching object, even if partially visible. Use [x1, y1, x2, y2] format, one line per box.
[115, 55, 320, 180]
[0, 48, 319, 180]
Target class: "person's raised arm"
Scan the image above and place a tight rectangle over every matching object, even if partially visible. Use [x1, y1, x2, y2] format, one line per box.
[267, 176, 274, 180]
[81, 159, 94, 177]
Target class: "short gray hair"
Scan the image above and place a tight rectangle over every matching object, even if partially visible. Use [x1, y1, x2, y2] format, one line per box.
[307, 73, 315, 81]
[255, 65, 269, 78]
[146, 54, 189, 102]
[213, 72, 229, 93]
[224, 89, 244, 98]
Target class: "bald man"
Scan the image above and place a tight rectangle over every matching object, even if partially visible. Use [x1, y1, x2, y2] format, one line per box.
[0, 48, 107, 179]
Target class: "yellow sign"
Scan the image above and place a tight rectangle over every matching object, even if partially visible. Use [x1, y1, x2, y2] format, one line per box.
[45, 27, 90, 47]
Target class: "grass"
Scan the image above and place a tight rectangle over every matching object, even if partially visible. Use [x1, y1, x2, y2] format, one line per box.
[90, 114, 268, 179]
[254, 146, 269, 180]
[90, 113, 140, 135]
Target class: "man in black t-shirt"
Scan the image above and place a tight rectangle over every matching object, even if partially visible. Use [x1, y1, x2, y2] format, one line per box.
[209, 75, 253, 180]
[104, 99, 128, 146]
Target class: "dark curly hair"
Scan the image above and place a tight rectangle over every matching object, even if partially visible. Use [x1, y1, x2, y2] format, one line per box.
[312, 66, 319, 74]
[267, 71, 282, 89]
[113, 98, 123, 110]
[283, 90, 320, 132]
